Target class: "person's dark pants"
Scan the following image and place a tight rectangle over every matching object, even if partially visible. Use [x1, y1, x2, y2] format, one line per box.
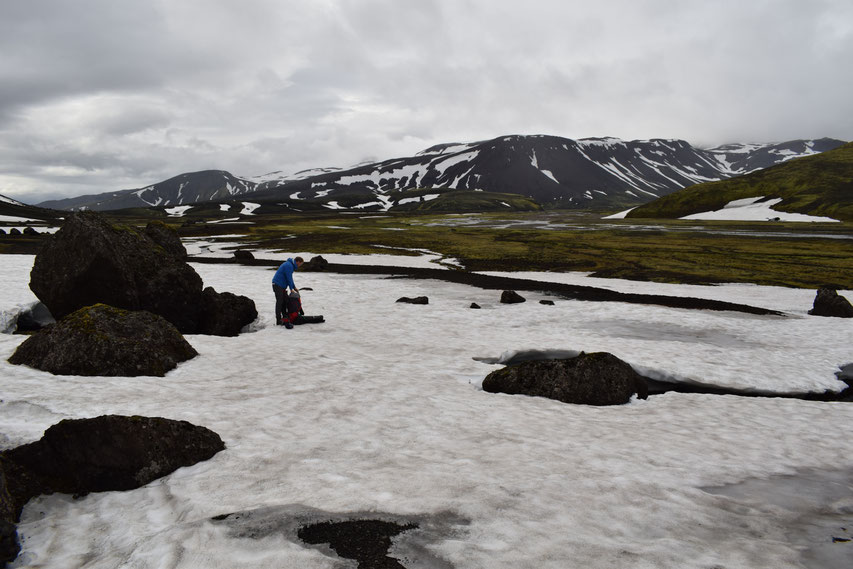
[273, 284, 287, 324]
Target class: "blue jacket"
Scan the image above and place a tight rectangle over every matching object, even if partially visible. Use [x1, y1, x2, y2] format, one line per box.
[272, 258, 298, 289]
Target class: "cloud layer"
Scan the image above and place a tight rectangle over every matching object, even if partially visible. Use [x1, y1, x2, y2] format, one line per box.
[2, 0, 851, 203]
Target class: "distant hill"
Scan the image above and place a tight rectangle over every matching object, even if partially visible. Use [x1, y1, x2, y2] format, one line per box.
[625, 142, 853, 221]
[37, 135, 845, 212]
[0, 193, 64, 221]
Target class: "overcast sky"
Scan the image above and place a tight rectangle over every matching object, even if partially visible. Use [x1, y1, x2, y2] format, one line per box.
[2, 0, 852, 204]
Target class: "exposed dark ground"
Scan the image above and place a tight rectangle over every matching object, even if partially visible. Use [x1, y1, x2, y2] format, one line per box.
[192, 256, 785, 316]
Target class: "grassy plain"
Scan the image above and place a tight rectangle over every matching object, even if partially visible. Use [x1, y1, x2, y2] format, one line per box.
[178, 210, 853, 289]
[4, 209, 850, 289]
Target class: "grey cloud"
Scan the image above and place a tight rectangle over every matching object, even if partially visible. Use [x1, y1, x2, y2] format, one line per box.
[1, 0, 851, 203]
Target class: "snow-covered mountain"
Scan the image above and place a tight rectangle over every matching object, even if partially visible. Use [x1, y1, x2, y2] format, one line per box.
[37, 136, 846, 212]
[38, 171, 257, 212]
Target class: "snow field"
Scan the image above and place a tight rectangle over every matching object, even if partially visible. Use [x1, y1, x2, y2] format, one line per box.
[0, 255, 851, 568]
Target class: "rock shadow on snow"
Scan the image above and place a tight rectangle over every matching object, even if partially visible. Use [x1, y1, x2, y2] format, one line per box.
[703, 468, 853, 569]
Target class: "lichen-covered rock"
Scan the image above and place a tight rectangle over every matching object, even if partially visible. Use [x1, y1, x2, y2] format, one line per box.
[29, 211, 256, 335]
[808, 287, 853, 318]
[482, 352, 648, 406]
[8, 304, 197, 377]
[0, 415, 224, 565]
[144, 220, 187, 260]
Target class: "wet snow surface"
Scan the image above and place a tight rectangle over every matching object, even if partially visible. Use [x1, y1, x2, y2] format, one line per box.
[1, 252, 852, 568]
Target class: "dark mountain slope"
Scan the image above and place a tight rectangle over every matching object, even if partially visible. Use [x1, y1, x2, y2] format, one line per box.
[37, 135, 846, 212]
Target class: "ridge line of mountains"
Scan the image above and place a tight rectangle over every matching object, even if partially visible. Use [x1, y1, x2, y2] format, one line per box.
[34, 134, 848, 213]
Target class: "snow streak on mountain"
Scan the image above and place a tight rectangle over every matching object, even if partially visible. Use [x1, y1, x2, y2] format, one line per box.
[37, 136, 845, 211]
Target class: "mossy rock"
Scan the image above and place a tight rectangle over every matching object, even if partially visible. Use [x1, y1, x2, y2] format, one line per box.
[8, 304, 197, 376]
[483, 351, 647, 406]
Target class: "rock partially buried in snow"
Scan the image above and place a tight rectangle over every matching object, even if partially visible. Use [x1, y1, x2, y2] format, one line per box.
[0, 415, 225, 567]
[500, 290, 526, 304]
[396, 296, 429, 305]
[199, 287, 258, 337]
[301, 255, 329, 272]
[482, 352, 648, 406]
[808, 287, 853, 318]
[298, 519, 419, 568]
[210, 504, 465, 569]
[8, 304, 197, 377]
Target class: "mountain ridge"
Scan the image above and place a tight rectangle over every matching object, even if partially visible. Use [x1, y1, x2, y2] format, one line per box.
[36, 135, 846, 212]
[625, 141, 853, 222]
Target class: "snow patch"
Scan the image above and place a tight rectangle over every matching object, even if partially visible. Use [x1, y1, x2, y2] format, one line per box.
[165, 206, 193, 217]
[681, 196, 841, 222]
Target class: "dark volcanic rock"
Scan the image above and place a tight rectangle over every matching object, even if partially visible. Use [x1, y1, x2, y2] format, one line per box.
[396, 296, 429, 305]
[808, 287, 853, 318]
[22, 227, 38, 236]
[1, 416, 223, 519]
[298, 519, 418, 569]
[482, 352, 648, 406]
[233, 249, 255, 261]
[8, 304, 197, 376]
[539, 300, 555, 305]
[8, 229, 20, 236]
[0, 415, 224, 567]
[301, 255, 329, 272]
[144, 220, 187, 259]
[0, 467, 18, 567]
[500, 290, 526, 304]
[29, 211, 256, 335]
[11, 302, 54, 333]
[470, 302, 481, 309]
[199, 287, 258, 336]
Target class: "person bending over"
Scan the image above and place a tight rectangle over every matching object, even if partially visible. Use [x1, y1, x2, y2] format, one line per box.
[272, 256, 303, 327]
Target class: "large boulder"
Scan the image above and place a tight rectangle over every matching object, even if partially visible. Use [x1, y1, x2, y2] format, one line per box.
[301, 255, 329, 272]
[8, 304, 198, 376]
[0, 415, 224, 566]
[199, 287, 258, 336]
[29, 212, 256, 335]
[808, 287, 853, 318]
[144, 220, 187, 260]
[482, 352, 648, 406]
